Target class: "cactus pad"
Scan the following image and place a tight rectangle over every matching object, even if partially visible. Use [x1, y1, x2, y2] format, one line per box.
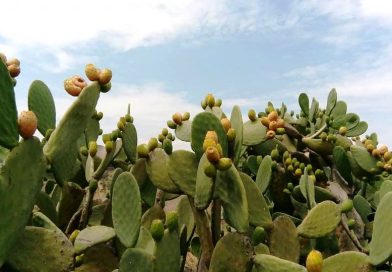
[74, 226, 116, 254]
[230, 105, 244, 165]
[252, 254, 306, 272]
[323, 251, 374, 272]
[297, 201, 341, 238]
[175, 120, 192, 142]
[256, 155, 272, 193]
[112, 172, 141, 248]
[243, 120, 266, 146]
[119, 248, 155, 272]
[122, 122, 137, 163]
[195, 153, 215, 209]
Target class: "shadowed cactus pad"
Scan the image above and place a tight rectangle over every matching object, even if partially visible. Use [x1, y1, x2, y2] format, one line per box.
[322, 251, 374, 272]
[74, 226, 116, 254]
[252, 254, 306, 272]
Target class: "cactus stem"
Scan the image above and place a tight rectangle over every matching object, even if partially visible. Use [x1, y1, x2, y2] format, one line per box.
[211, 199, 222, 246]
[304, 123, 327, 140]
[340, 214, 369, 253]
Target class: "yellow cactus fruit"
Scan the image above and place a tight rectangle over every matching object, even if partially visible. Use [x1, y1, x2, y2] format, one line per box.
[261, 116, 270, 127]
[384, 151, 392, 161]
[85, 63, 100, 81]
[98, 68, 112, 85]
[372, 149, 380, 157]
[276, 118, 285, 128]
[269, 120, 278, 131]
[379, 145, 388, 155]
[268, 110, 278, 121]
[203, 138, 217, 152]
[172, 112, 182, 125]
[206, 94, 215, 108]
[266, 130, 276, 139]
[205, 131, 219, 143]
[8, 64, 21, 78]
[339, 126, 347, 135]
[216, 158, 232, 171]
[306, 250, 323, 272]
[220, 118, 231, 132]
[182, 112, 190, 121]
[248, 109, 257, 121]
[227, 128, 236, 142]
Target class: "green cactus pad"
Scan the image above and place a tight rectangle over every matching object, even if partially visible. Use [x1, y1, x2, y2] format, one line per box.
[302, 138, 334, 156]
[28, 80, 56, 135]
[119, 248, 155, 272]
[210, 233, 253, 272]
[350, 145, 378, 173]
[146, 148, 180, 193]
[44, 82, 100, 185]
[333, 146, 353, 185]
[240, 172, 273, 229]
[167, 150, 198, 196]
[330, 100, 347, 118]
[230, 105, 244, 165]
[252, 254, 306, 272]
[195, 153, 215, 209]
[0, 138, 46, 266]
[353, 195, 372, 223]
[326, 88, 337, 115]
[191, 112, 228, 159]
[308, 98, 319, 122]
[379, 180, 392, 201]
[369, 191, 392, 265]
[6, 227, 74, 272]
[36, 191, 58, 224]
[269, 215, 300, 263]
[214, 165, 249, 232]
[256, 155, 272, 193]
[176, 195, 195, 241]
[346, 121, 368, 137]
[298, 93, 309, 116]
[175, 120, 192, 142]
[135, 226, 156, 255]
[112, 172, 141, 248]
[74, 244, 118, 272]
[74, 226, 116, 254]
[297, 200, 341, 238]
[243, 120, 266, 146]
[0, 60, 18, 149]
[31, 211, 62, 234]
[299, 169, 316, 208]
[122, 122, 137, 163]
[85, 116, 100, 143]
[154, 229, 181, 272]
[323, 251, 374, 272]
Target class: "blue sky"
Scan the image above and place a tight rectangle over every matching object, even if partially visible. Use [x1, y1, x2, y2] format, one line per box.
[1, 0, 392, 147]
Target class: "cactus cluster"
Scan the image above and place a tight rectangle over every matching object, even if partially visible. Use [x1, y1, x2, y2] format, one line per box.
[1, 53, 392, 272]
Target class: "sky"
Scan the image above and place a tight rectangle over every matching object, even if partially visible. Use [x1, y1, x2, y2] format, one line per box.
[1, 0, 392, 147]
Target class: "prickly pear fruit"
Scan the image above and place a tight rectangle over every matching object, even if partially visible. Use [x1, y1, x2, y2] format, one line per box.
[167, 120, 177, 129]
[341, 199, 353, 213]
[221, 118, 231, 132]
[165, 211, 179, 232]
[269, 120, 278, 131]
[137, 144, 149, 158]
[216, 158, 232, 170]
[80, 146, 88, 156]
[268, 110, 278, 121]
[215, 98, 222, 107]
[8, 64, 20, 77]
[105, 141, 113, 153]
[261, 117, 270, 127]
[98, 68, 112, 85]
[172, 112, 182, 125]
[85, 64, 100, 81]
[203, 138, 217, 152]
[182, 112, 190, 121]
[206, 146, 220, 164]
[252, 226, 266, 246]
[227, 128, 236, 142]
[276, 127, 285, 135]
[248, 109, 257, 121]
[18, 111, 37, 139]
[64, 75, 87, 96]
[266, 130, 276, 139]
[100, 82, 112, 93]
[306, 250, 323, 272]
[205, 131, 218, 143]
[347, 218, 356, 229]
[88, 141, 97, 157]
[339, 126, 347, 135]
[204, 163, 217, 178]
[206, 94, 215, 108]
[276, 118, 285, 128]
[148, 137, 158, 151]
[150, 219, 165, 241]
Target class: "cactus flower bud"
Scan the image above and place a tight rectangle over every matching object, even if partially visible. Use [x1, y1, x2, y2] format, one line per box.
[306, 250, 323, 272]
[98, 68, 112, 85]
[271, 149, 279, 161]
[341, 199, 353, 213]
[64, 75, 87, 96]
[18, 111, 37, 139]
[85, 64, 100, 81]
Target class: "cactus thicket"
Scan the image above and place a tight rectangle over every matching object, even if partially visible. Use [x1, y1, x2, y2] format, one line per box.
[1, 53, 392, 272]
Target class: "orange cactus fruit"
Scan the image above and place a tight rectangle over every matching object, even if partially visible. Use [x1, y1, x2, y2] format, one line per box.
[64, 75, 87, 96]
[18, 111, 38, 139]
[306, 250, 323, 272]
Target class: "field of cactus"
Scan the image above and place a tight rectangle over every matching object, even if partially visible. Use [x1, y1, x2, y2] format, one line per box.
[1, 53, 392, 272]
